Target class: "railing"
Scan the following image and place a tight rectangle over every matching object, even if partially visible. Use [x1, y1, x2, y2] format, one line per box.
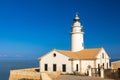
[91, 68, 100, 77]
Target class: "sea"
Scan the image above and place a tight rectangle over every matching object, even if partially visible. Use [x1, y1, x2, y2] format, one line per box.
[0, 58, 39, 80]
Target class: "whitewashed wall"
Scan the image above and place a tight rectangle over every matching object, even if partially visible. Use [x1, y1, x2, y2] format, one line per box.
[96, 48, 110, 69]
[81, 60, 94, 73]
[73, 60, 80, 72]
[40, 50, 72, 73]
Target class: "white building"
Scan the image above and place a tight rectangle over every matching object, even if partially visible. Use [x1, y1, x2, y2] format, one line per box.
[38, 14, 110, 74]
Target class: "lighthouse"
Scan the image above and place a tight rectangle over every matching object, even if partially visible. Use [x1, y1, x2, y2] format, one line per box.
[71, 13, 84, 52]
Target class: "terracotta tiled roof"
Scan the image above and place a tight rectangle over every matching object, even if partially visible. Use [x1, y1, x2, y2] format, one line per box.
[57, 48, 102, 60]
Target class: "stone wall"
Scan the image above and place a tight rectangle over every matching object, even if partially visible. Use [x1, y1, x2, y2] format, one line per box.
[112, 61, 120, 69]
[9, 68, 41, 80]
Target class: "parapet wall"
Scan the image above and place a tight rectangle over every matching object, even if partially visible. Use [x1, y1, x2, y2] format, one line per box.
[112, 61, 120, 69]
[9, 68, 41, 80]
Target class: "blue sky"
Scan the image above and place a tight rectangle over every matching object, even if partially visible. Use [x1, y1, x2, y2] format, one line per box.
[0, 0, 120, 59]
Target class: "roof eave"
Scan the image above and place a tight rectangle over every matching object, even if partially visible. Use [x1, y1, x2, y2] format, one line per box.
[38, 49, 57, 60]
[69, 58, 97, 60]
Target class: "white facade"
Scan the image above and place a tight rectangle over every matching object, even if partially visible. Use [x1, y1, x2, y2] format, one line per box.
[40, 50, 72, 73]
[39, 48, 110, 74]
[80, 60, 94, 73]
[73, 60, 80, 72]
[95, 48, 110, 69]
[71, 14, 84, 52]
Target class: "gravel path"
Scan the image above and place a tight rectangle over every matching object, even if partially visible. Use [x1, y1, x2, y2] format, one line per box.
[57, 75, 114, 80]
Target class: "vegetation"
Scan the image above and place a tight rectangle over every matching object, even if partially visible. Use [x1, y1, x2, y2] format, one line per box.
[19, 78, 34, 80]
[19, 78, 40, 80]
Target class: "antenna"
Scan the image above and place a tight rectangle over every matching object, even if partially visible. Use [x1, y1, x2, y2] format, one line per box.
[76, 12, 79, 16]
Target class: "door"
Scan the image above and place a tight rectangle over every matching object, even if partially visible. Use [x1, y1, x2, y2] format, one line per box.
[53, 64, 57, 71]
[62, 64, 66, 72]
[76, 64, 78, 71]
[44, 64, 48, 71]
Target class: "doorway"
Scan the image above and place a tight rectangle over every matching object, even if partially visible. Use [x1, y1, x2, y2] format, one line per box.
[62, 64, 66, 72]
[53, 64, 57, 71]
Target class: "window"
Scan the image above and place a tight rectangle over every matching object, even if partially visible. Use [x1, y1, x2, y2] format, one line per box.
[103, 63, 104, 69]
[76, 64, 78, 71]
[44, 64, 48, 71]
[102, 53, 104, 59]
[53, 53, 56, 57]
[53, 64, 57, 71]
[82, 43, 84, 47]
[62, 64, 66, 72]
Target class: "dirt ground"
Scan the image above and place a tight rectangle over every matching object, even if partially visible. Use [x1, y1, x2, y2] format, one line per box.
[57, 75, 114, 80]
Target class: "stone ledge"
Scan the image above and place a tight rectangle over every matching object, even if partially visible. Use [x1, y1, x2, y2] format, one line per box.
[9, 68, 41, 80]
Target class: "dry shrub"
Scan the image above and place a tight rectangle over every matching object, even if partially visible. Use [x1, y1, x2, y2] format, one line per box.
[19, 78, 34, 80]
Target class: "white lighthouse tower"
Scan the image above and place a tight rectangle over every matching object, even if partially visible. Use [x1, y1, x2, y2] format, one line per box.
[71, 13, 84, 52]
